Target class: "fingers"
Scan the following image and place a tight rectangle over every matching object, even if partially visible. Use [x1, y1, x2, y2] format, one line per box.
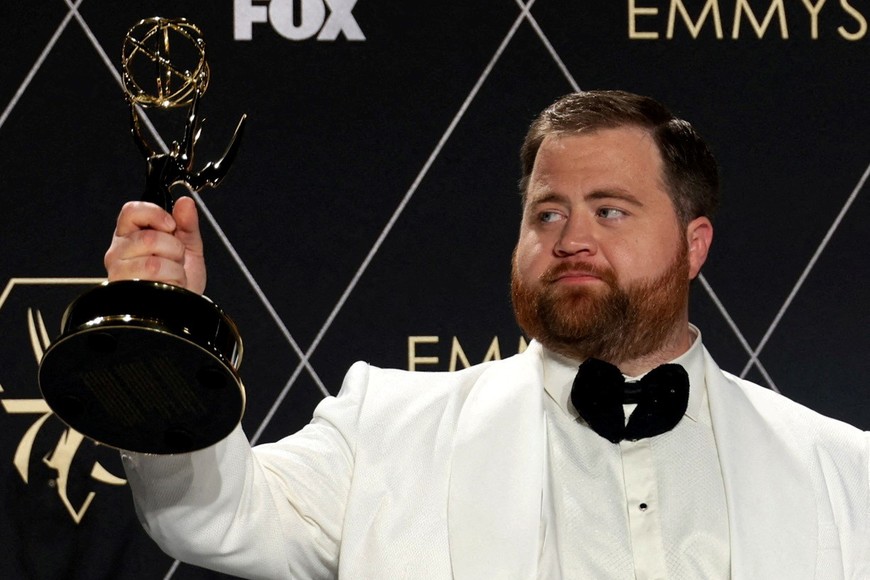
[104, 200, 200, 290]
[113, 200, 177, 237]
[107, 255, 190, 287]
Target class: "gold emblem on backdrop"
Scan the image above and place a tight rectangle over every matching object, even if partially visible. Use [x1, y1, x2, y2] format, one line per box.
[407, 335, 529, 371]
[0, 279, 126, 525]
[627, 0, 867, 40]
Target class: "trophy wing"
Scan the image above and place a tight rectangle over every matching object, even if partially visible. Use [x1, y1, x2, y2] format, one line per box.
[188, 114, 247, 192]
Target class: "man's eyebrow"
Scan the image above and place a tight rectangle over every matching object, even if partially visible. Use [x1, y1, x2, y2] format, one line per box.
[585, 189, 644, 207]
[527, 189, 645, 208]
[526, 192, 570, 206]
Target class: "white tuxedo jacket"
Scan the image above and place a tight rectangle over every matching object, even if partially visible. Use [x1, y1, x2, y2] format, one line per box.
[123, 341, 870, 579]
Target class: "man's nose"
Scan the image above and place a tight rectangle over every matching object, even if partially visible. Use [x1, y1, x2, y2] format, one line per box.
[554, 215, 597, 257]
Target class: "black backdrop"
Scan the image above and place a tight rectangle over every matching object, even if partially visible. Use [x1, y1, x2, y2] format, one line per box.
[1, 1, 868, 578]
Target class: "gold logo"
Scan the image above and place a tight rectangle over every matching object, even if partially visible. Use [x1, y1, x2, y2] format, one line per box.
[407, 335, 529, 371]
[628, 0, 867, 41]
[0, 278, 126, 524]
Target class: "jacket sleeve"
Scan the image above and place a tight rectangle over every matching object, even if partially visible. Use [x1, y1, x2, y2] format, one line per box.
[120, 361, 371, 579]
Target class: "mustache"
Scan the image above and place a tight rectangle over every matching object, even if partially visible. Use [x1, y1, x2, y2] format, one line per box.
[540, 262, 616, 284]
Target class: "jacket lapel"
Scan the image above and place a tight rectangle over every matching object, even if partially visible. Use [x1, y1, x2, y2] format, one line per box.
[448, 343, 546, 580]
[704, 349, 819, 579]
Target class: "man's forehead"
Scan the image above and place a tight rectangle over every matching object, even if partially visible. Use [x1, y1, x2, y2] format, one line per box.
[523, 127, 674, 214]
[531, 128, 662, 179]
[538, 125, 658, 156]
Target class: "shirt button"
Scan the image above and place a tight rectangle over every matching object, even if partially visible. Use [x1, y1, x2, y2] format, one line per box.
[639, 503, 648, 512]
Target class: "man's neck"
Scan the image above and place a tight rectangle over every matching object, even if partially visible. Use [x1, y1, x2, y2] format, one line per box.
[542, 320, 696, 377]
[609, 325, 695, 376]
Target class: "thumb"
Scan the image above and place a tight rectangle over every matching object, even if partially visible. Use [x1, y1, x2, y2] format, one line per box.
[172, 196, 203, 253]
[172, 196, 207, 294]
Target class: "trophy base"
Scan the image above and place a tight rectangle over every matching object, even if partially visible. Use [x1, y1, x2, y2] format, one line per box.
[38, 281, 245, 455]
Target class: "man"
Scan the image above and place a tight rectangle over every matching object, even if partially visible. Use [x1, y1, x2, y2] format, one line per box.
[110, 91, 869, 579]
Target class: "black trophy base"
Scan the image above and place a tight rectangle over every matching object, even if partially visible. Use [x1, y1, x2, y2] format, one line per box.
[38, 281, 245, 455]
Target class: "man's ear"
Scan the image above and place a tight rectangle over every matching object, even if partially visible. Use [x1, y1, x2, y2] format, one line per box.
[686, 216, 713, 280]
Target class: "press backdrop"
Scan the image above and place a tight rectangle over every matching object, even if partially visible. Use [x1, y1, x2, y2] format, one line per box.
[1, 1, 867, 578]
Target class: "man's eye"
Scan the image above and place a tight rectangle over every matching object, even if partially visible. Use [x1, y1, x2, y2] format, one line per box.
[539, 211, 563, 223]
[597, 207, 625, 219]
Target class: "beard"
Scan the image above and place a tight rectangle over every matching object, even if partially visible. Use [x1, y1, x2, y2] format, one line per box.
[511, 243, 690, 364]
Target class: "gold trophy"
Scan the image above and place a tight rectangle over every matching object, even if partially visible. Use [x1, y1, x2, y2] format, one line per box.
[38, 18, 248, 454]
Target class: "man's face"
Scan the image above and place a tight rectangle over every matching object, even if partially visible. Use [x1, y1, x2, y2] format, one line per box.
[511, 126, 710, 364]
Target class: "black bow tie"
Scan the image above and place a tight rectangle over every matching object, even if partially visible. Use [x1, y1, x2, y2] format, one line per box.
[570, 358, 690, 443]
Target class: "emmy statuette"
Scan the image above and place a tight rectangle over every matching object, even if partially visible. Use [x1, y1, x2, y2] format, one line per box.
[38, 18, 248, 454]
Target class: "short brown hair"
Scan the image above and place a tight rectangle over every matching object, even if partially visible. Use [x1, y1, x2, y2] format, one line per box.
[520, 90, 719, 226]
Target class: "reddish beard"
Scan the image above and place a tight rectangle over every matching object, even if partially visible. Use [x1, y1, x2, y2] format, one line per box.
[510, 243, 690, 363]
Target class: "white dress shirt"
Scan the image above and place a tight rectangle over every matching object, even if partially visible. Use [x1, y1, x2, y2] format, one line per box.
[538, 327, 731, 579]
